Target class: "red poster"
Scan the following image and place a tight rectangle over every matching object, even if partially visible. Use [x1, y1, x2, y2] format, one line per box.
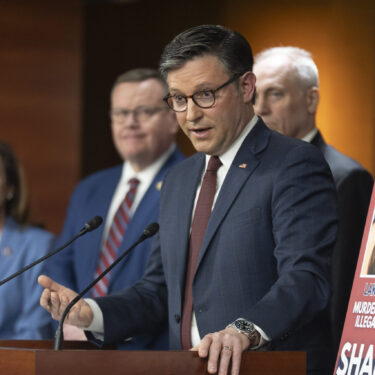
[335, 184, 375, 375]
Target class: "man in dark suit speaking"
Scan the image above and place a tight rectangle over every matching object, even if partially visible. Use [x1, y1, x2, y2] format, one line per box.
[253, 46, 373, 355]
[39, 25, 338, 375]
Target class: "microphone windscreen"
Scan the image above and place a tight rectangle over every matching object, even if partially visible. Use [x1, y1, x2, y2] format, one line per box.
[142, 222, 159, 239]
[86, 216, 103, 232]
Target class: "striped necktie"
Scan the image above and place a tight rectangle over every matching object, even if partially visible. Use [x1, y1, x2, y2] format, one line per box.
[92, 177, 140, 297]
[181, 156, 222, 349]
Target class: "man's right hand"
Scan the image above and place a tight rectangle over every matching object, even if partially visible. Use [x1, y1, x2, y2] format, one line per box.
[38, 275, 94, 329]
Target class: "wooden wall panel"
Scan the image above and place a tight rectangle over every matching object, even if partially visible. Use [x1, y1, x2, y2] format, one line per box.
[219, 0, 375, 176]
[0, 1, 83, 233]
[82, 0, 225, 176]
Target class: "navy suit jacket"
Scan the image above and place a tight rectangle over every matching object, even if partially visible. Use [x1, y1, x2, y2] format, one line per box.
[311, 131, 373, 353]
[43, 147, 184, 349]
[96, 119, 338, 374]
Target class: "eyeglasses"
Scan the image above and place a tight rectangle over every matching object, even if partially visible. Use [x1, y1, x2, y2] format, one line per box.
[110, 106, 167, 123]
[163, 74, 240, 112]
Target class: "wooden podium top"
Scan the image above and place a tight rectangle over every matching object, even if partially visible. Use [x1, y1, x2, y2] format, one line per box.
[0, 340, 306, 375]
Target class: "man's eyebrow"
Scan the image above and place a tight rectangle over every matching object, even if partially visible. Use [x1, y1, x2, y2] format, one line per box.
[168, 88, 183, 95]
[265, 86, 283, 93]
[169, 82, 219, 95]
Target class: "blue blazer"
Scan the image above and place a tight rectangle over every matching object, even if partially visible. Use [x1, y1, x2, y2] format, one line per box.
[43, 147, 184, 349]
[96, 119, 338, 374]
[0, 217, 55, 339]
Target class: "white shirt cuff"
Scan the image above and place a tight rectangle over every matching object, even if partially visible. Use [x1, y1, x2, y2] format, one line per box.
[84, 298, 104, 336]
[252, 323, 270, 349]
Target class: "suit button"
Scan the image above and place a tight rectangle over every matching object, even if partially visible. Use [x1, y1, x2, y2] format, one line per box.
[174, 314, 181, 323]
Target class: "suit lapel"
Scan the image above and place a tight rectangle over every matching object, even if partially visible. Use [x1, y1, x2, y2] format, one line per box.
[196, 119, 271, 270]
[311, 130, 325, 148]
[109, 148, 186, 286]
[124, 148, 184, 245]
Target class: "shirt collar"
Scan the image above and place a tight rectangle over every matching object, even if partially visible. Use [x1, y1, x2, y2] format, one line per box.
[301, 127, 318, 143]
[205, 115, 258, 170]
[120, 143, 176, 186]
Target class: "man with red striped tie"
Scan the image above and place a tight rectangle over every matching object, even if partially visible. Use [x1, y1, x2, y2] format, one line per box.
[42, 68, 184, 349]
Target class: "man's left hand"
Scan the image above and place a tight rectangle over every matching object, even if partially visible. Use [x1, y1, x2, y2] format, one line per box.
[191, 326, 259, 375]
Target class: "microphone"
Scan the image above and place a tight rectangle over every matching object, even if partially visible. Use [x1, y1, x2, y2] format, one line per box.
[54, 222, 159, 350]
[78, 216, 103, 235]
[0, 216, 103, 287]
[139, 222, 159, 240]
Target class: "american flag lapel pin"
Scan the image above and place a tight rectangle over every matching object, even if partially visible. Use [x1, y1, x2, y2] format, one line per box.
[238, 163, 247, 169]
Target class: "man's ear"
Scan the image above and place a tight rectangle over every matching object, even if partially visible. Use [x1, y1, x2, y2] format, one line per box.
[240, 71, 256, 104]
[306, 87, 319, 114]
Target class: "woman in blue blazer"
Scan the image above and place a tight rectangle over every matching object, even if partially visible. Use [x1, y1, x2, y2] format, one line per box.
[0, 141, 55, 339]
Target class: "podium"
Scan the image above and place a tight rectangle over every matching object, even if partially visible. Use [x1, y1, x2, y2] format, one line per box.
[0, 340, 306, 375]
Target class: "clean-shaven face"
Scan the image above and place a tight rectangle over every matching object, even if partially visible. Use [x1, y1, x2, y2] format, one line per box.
[111, 79, 179, 171]
[254, 58, 314, 139]
[167, 54, 255, 156]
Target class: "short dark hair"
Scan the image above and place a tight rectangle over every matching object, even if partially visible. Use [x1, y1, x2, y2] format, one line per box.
[159, 25, 253, 79]
[0, 141, 29, 224]
[112, 68, 168, 95]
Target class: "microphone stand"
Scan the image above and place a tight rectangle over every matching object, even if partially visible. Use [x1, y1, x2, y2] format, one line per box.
[0, 216, 102, 286]
[54, 224, 158, 350]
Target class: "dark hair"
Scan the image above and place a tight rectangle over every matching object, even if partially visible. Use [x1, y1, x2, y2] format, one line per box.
[112, 68, 168, 95]
[0, 141, 29, 224]
[159, 25, 253, 79]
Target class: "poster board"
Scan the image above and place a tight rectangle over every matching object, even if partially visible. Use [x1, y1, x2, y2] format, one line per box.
[335, 184, 375, 375]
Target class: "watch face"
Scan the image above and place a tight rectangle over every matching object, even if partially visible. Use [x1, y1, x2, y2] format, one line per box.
[235, 319, 254, 332]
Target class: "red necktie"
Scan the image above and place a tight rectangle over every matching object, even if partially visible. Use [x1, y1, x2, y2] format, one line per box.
[181, 156, 222, 349]
[92, 177, 140, 297]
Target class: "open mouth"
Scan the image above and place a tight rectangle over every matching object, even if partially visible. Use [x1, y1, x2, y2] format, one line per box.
[191, 127, 211, 134]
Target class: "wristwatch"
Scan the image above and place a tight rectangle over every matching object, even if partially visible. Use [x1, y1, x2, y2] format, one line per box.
[226, 318, 259, 347]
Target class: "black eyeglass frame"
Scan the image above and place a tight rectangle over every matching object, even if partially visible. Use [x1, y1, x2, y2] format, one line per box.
[163, 74, 241, 112]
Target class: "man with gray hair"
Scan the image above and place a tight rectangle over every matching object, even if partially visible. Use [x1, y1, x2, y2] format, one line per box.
[254, 46, 373, 355]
